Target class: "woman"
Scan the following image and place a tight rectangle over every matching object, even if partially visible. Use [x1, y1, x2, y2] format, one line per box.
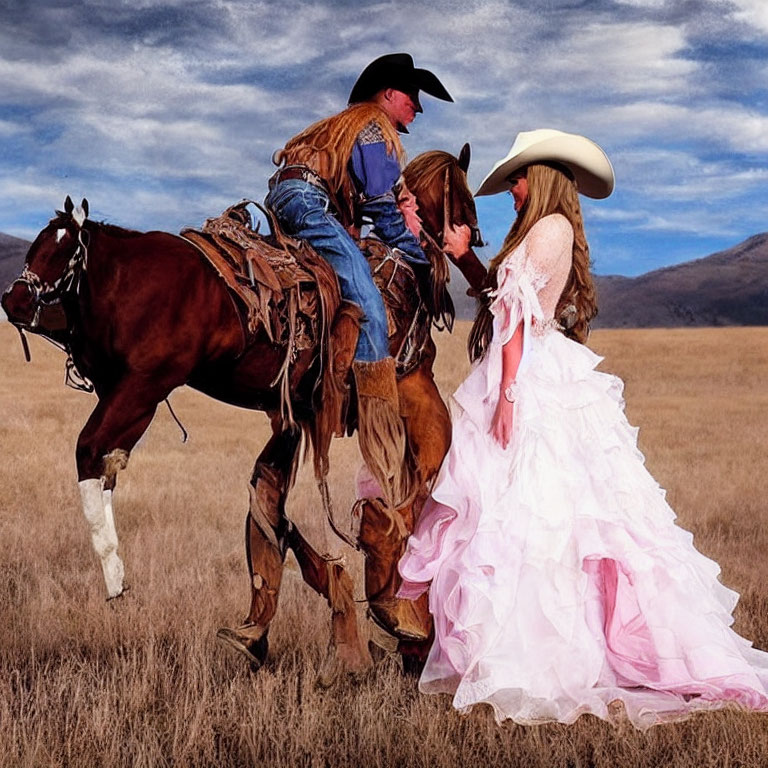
[397, 129, 768, 729]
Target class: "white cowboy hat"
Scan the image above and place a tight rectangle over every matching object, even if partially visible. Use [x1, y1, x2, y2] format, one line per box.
[475, 129, 615, 199]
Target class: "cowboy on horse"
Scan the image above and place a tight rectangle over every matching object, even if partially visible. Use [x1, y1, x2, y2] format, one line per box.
[2, 52, 487, 683]
[265, 52, 453, 511]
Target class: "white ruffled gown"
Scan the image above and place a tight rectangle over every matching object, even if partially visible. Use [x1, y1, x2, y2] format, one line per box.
[397, 214, 768, 729]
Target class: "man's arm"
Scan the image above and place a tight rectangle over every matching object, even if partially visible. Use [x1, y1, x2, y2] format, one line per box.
[350, 132, 428, 264]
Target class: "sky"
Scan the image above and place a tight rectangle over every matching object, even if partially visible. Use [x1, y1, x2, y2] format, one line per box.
[1, 0, 767, 276]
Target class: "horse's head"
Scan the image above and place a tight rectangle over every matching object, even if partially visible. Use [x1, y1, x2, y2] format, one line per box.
[2, 196, 89, 335]
[398, 145, 485, 331]
[402, 143, 484, 250]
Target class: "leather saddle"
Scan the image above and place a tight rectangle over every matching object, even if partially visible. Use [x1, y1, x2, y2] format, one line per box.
[180, 201, 431, 379]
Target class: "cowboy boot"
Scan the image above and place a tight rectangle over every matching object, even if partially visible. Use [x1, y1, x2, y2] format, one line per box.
[359, 496, 431, 642]
[352, 357, 411, 509]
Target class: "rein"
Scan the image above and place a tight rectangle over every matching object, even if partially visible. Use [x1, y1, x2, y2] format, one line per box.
[441, 167, 452, 241]
[14, 325, 31, 362]
[10, 227, 93, 392]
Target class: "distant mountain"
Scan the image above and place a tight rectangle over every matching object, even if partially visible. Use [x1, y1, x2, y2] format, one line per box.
[0, 232, 30, 296]
[450, 232, 768, 328]
[593, 233, 768, 327]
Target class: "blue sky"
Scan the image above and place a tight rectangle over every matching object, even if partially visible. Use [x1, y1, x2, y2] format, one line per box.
[1, 0, 767, 276]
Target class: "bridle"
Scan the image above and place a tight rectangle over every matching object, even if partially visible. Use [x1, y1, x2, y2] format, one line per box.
[8, 225, 88, 333]
[433, 166, 483, 250]
[5, 223, 91, 392]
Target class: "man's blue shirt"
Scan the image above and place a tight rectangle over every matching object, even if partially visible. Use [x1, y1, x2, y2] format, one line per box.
[348, 121, 428, 265]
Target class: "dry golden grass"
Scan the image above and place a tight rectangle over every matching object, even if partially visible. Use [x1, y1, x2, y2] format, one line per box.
[2, 322, 768, 767]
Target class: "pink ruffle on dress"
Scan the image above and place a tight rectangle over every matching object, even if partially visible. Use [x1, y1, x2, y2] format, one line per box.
[397, 214, 768, 729]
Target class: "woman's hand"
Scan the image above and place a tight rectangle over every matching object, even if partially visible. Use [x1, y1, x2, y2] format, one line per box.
[442, 223, 472, 259]
[491, 395, 515, 448]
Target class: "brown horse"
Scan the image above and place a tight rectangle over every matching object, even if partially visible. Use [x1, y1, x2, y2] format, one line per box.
[1, 146, 485, 682]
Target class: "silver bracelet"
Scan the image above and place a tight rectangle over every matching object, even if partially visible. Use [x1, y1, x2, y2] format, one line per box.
[504, 382, 519, 403]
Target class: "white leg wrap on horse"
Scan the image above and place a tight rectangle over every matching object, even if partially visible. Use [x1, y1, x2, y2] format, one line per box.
[102, 488, 119, 551]
[79, 479, 125, 598]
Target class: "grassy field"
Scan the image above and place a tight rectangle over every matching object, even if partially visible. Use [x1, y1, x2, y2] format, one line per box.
[2, 322, 768, 767]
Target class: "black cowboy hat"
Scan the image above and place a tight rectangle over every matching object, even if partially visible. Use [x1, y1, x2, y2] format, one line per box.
[348, 52, 453, 105]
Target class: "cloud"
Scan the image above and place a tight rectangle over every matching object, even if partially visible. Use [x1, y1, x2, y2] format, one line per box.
[593, 101, 768, 152]
[614, 0, 669, 7]
[539, 21, 698, 97]
[613, 147, 768, 199]
[729, 0, 768, 34]
[0, 119, 24, 137]
[0, 0, 766, 274]
[633, 210, 740, 237]
[588, 207, 647, 223]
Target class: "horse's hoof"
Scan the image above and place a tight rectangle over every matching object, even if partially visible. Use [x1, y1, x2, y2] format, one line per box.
[367, 639, 404, 672]
[315, 650, 342, 689]
[106, 585, 130, 602]
[316, 640, 372, 689]
[216, 625, 269, 672]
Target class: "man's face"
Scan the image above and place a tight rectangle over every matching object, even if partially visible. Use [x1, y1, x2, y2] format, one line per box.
[381, 88, 421, 132]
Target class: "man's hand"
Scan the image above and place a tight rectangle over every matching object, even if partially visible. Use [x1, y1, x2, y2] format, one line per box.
[442, 223, 472, 259]
[491, 395, 514, 448]
[397, 184, 423, 237]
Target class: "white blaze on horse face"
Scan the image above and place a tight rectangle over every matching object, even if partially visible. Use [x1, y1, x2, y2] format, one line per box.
[56, 228, 67, 243]
[79, 478, 125, 599]
[72, 205, 87, 228]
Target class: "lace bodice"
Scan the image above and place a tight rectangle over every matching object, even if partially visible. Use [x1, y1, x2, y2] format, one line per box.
[450, 214, 575, 428]
[489, 213, 574, 343]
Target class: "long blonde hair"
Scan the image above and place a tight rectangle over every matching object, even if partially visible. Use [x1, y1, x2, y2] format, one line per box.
[468, 162, 597, 360]
[281, 102, 405, 224]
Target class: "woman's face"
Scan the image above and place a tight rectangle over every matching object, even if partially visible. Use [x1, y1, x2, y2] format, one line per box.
[507, 169, 529, 212]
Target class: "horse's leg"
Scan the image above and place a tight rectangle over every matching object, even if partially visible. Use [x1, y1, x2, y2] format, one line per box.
[217, 422, 371, 682]
[397, 362, 453, 515]
[285, 524, 372, 687]
[217, 424, 300, 669]
[359, 362, 451, 642]
[76, 377, 167, 598]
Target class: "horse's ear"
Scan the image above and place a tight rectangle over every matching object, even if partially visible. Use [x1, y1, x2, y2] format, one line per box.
[64, 196, 74, 214]
[81, 198, 89, 218]
[458, 143, 471, 173]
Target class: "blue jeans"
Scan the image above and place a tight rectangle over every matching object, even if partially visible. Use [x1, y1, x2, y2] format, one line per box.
[266, 179, 390, 362]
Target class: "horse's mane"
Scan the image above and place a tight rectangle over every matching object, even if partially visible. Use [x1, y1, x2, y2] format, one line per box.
[402, 150, 476, 332]
[51, 211, 144, 239]
[403, 151, 472, 204]
[89, 221, 144, 238]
